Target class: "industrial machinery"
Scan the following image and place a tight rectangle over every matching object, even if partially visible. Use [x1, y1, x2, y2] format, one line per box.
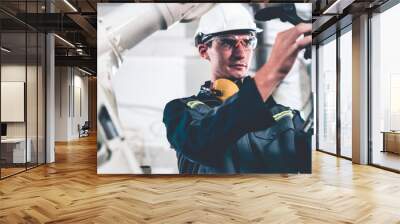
[97, 3, 215, 173]
[255, 3, 312, 59]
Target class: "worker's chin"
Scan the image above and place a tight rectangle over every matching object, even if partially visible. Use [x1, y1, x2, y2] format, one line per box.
[227, 67, 247, 79]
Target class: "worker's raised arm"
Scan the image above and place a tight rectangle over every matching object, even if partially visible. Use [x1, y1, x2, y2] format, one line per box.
[254, 23, 312, 102]
[163, 78, 275, 167]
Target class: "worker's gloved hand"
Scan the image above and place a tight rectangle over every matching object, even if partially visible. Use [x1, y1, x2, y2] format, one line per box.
[254, 23, 311, 102]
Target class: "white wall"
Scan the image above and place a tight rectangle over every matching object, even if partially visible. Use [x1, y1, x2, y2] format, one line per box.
[55, 67, 89, 141]
[1, 63, 46, 163]
[1, 66, 26, 130]
[1, 65, 27, 144]
[55, 66, 68, 141]
[1, 65, 38, 137]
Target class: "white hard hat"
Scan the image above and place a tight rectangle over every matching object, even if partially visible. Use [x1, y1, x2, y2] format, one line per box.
[195, 4, 262, 46]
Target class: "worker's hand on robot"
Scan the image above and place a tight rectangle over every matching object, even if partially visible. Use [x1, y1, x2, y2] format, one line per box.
[266, 23, 312, 78]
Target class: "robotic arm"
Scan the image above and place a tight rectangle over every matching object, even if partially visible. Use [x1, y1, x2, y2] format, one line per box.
[255, 3, 312, 59]
[98, 3, 214, 67]
[97, 3, 215, 173]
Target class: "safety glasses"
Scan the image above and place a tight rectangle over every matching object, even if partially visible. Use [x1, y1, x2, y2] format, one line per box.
[205, 35, 258, 51]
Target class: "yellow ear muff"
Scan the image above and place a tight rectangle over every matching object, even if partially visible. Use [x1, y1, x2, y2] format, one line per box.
[213, 79, 239, 102]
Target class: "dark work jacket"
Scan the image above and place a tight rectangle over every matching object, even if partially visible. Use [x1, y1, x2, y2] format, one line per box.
[162, 76, 311, 174]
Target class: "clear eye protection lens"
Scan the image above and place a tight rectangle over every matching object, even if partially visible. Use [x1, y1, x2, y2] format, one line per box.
[208, 35, 258, 50]
[248, 37, 257, 49]
[219, 38, 237, 48]
[222, 36, 257, 50]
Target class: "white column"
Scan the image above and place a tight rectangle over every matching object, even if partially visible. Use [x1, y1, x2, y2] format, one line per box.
[352, 14, 369, 164]
[311, 45, 317, 151]
[45, 1, 55, 163]
[46, 33, 55, 163]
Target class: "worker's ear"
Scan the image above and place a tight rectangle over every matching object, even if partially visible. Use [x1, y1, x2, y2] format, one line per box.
[198, 44, 210, 60]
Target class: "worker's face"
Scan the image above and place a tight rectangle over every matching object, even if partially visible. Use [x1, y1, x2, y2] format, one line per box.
[199, 34, 256, 81]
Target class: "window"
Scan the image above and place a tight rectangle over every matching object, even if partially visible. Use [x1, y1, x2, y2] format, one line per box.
[370, 2, 400, 171]
[317, 36, 337, 154]
[0, 1, 47, 179]
[339, 27, 352, 158]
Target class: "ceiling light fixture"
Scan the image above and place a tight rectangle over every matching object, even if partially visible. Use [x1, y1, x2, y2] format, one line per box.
[1, 47, 11, 53]
[63, 0, 78, 12]
[78, 67, 93, 76]
[323, 0, 355, 15]
[323, 0, 341, 14]
[54, 34, 75, 48]
[76, 48, 85, 55]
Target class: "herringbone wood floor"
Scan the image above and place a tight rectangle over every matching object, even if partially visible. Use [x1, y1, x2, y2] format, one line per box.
[1, 134, 400, 223]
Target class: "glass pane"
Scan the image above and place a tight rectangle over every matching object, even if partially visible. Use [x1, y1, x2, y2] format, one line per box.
[38, 32, 45, 165]
[27, 31, 38, 169]
[340, 29, 352, 158]
[1, 31, 27, 177]
[371, 3, 400, 171]
[318, 37, 337, 154]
